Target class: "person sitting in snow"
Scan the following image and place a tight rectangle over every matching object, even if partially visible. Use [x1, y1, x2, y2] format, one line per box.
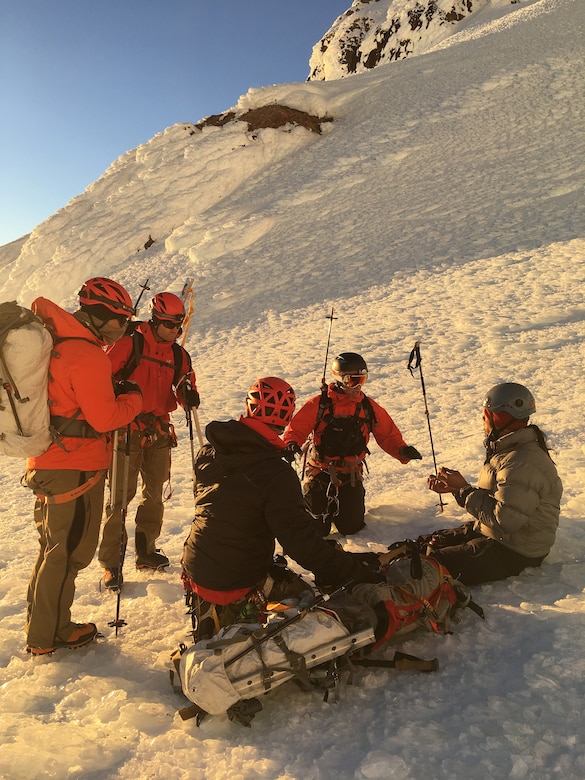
[181, 376, 385, 641]
[418, 382, 562, 585]
[282, 352, 422, 537]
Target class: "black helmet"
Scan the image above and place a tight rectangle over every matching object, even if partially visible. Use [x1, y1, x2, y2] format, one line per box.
[483, 383, 535, 419]
[332, 352, 368, 376]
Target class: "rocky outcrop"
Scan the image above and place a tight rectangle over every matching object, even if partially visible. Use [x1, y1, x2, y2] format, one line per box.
[196, 104, 332, 134]
[309, 0, 487, 80]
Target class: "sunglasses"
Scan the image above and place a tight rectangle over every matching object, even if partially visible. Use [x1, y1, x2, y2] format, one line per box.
[339, 373, 367, 387]
[155, 318, 183, 330]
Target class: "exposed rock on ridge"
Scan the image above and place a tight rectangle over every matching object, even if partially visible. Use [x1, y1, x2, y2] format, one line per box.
[309, 0, 489, 80]
[196, 104, 332, 134]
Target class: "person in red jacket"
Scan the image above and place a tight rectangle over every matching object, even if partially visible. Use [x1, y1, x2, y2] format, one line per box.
[283, 352, 422, 536]
[24, 277, 142, 656]
[98, 291, 199, 591]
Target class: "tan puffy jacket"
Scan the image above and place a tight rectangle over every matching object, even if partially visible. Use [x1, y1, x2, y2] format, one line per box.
[465, 426, 563, 558]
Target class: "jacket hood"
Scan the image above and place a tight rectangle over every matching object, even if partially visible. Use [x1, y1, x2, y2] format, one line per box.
[31, 298, 101, 345]
[205, 419, 284, 468]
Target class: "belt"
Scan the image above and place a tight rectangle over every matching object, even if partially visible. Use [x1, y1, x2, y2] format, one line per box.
[50, 415, 101, 439]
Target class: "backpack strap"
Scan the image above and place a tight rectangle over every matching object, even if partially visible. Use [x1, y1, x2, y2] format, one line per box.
[360, 395, 376, 432]
[313, 386, 332, 431]
[117, 329, 184, 386]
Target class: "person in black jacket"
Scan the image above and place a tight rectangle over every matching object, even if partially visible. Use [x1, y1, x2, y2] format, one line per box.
[181, 376, 385, 640]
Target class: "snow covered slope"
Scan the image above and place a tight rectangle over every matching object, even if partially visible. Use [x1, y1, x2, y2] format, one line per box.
[0, 1, 584, 778]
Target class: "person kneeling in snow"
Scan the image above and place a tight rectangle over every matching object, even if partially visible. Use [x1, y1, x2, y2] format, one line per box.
[181, 376, 385, 641]
[418, 383, 562, 585]
[283, 352, 421, 537]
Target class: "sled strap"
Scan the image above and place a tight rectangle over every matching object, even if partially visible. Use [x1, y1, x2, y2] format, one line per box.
[352, 651, 439, 673]
[248, 634, 277, 691]
[467, 599, 485, 620]
[272, 634, 313, 691]
[34, 470, 104, 505]
[178, 702, 208, 723]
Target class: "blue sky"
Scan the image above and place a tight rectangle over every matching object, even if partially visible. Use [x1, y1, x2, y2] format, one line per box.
[0, 0, 349, 247]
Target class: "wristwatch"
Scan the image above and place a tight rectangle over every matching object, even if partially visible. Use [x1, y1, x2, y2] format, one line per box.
[455, 484, 475, 507]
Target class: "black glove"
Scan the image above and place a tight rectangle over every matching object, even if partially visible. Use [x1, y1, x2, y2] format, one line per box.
[400, 445, 422, 461]
[184, 387, 200, 409]
[349, 552, 385, 585]
[283, 441, 302, 463]
[114, 379, 142, 397]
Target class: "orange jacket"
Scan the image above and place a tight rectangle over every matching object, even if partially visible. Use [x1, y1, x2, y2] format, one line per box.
[25, 298, 142, 471]
[283, 383, 409, 473]
[106, 321, 196, 428]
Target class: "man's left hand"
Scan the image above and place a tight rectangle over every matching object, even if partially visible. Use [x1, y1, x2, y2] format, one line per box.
[400, 445, 422, 461]
[184, 388, 200, 409]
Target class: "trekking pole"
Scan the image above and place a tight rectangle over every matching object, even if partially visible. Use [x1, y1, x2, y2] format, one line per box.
[320, 306, 337, 390]
[133, 278, 151, 315]
[108, 423, 132, 635]
[178, 281, 203, 446]
[108, 429, 119, 520]
[224, 580, 352, 670]
[184, 377, 203, 447]
[408, 342, 445, 512]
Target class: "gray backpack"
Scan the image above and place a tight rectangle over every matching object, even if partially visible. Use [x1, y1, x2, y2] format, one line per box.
[0, 301, 53, 457]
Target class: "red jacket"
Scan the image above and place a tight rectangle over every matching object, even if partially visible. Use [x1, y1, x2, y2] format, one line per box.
[283, 383, 409, 473]
[106, 321, 196, 428]
[26, 298, 142, 471]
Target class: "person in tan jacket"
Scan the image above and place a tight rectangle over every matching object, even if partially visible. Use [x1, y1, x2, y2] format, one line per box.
[419, 383, 562, 585]
[24, 278, 142, 655]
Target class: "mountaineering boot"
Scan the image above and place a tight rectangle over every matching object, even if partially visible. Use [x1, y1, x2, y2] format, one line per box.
[135, 531, 169, 570]
[26, 622, 98, 655]
[55, 622, 98, 649]
[26, 643, 55, 656]
[136, 549, 170, 569]
[104, 567, 123, 591]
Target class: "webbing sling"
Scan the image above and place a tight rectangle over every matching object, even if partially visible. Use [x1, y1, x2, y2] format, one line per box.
[34, 470, 105, 505]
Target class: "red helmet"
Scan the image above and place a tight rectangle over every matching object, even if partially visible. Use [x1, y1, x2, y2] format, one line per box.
[149, 292, 185, 323]
[245, 377, 296, 427]
[78, 277, 135, 317]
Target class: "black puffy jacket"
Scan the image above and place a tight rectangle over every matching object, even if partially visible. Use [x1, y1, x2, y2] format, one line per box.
[182, 419, 379, 591]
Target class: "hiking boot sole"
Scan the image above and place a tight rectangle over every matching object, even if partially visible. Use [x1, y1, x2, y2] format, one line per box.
[27, 632, 101, 656]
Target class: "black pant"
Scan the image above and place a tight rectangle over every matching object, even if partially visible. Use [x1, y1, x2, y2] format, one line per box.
[303, 471, 366, 536]
[417, 521, 545, 585]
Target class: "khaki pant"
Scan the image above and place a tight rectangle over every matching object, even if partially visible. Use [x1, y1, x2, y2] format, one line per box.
[25, 469, 106, 647]
[98, 429, 171, 569]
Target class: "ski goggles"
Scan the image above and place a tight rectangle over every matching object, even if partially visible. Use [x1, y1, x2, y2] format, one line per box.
[338, 372, 367, 388]
[153, 316, 184, 330]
